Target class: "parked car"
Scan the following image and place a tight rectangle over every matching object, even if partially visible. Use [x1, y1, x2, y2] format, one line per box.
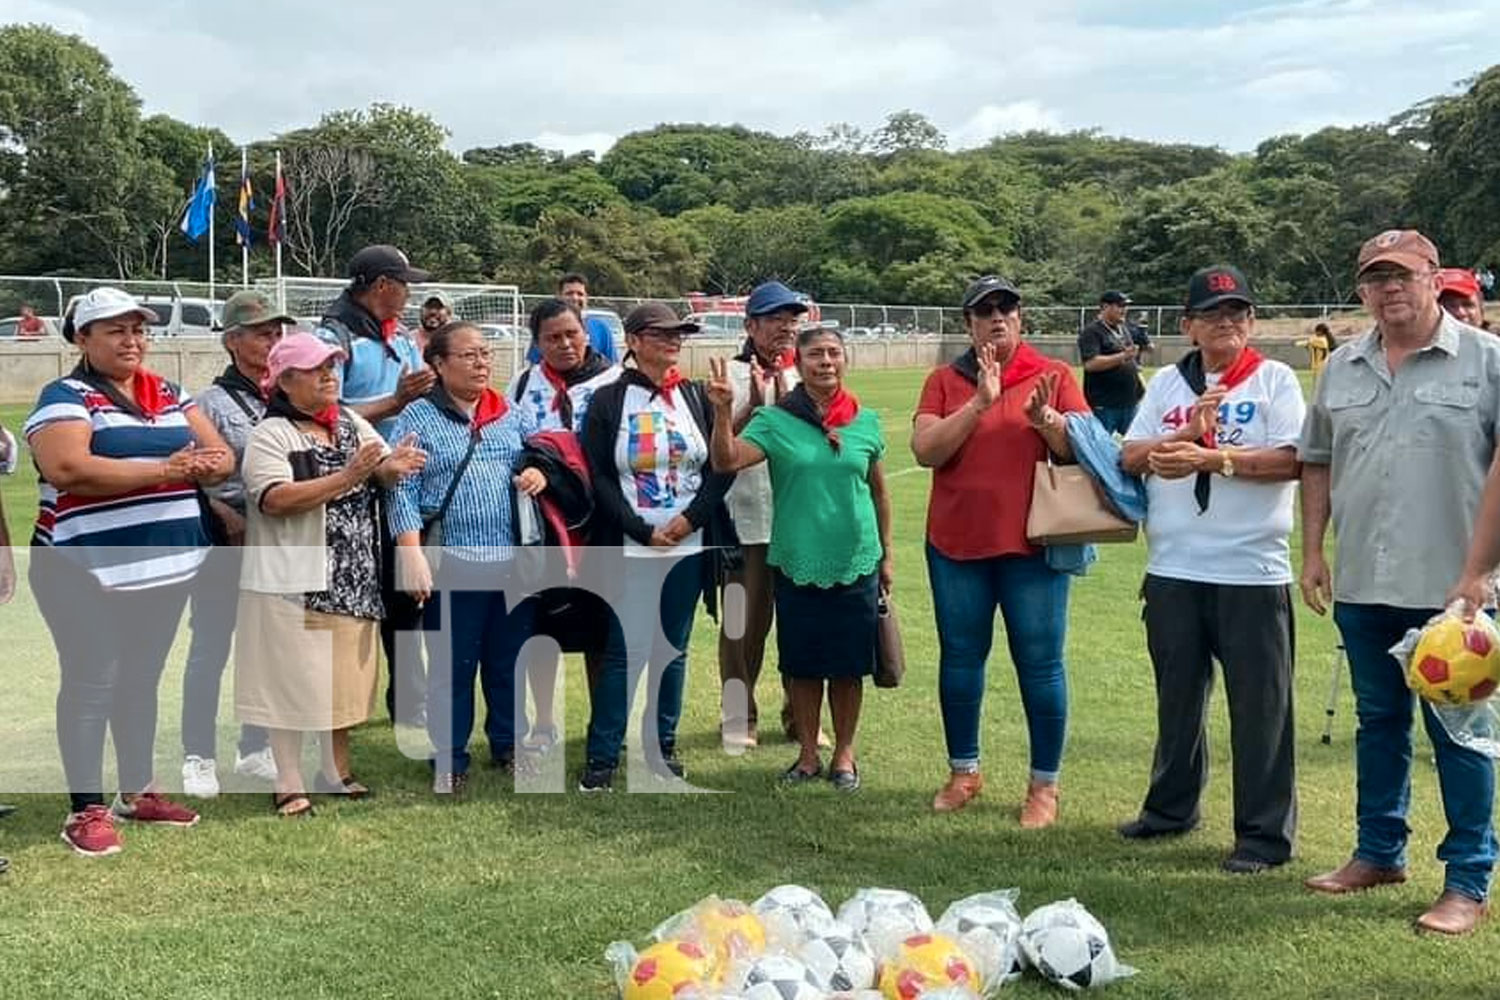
[684, 312, 746, 338]
[478, 323, 523, 341]
[138, 296, 220, 337]
[0, 315, 60, 339]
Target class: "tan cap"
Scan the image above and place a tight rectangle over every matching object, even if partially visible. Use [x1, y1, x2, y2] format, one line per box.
[1357, 229, 1439, 276]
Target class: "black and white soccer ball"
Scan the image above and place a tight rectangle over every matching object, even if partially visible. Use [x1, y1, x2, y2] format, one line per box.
[752, 884, 836, 940]
[797, 920, 877, 991]
[740, 953, 824, 1000]
[836, 888, 934, 959]
[936, 895, 1024, 986]
[1025, 924, 1120, 991]
[1020, 899, 1109, 943]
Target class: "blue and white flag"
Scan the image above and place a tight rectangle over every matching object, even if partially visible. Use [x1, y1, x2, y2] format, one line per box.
[180, 154, 216, 243]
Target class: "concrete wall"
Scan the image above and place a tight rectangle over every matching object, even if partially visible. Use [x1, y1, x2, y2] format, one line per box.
[0, 335, 1323, 405]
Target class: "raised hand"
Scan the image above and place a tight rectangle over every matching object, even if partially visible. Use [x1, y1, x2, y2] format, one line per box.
[344, 441, 387, 486]
[384, 432, 427, 480]
[705, 357, 735, 410]
[396, 363, 437, 405]
[1184, 386, 1227, 442]
[973, 341, 1001, 411]
[1024, 370, 1061, 431]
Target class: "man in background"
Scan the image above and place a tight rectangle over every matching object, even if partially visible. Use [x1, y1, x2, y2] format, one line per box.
[1079, 290, 1145, 434]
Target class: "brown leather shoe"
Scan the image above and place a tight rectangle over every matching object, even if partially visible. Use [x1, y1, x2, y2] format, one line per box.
[932, 771, 983, 813]
[1416, 890, 1488, 935]
[1019, 780, 1059, 829]
[1303, 858, 1408, 895]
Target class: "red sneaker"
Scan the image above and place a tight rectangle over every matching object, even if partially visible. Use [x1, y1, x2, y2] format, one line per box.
[62, 805, 123, 857]
[112, 791, 200, 828]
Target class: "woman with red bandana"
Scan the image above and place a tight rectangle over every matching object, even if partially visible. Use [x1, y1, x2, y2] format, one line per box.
[577, 302, 735, 791]
[912, 276, 1089, 827]
[707, 325, 891, 791]
[26, 287, 235, 856]
[237, 333, 425, 816]
[388, 321, 546, 795]
[507, 297, 622, 753]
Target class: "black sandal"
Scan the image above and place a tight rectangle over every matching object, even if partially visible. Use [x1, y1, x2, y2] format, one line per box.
[272, 792, 314, 817]
[780, 760, 824, 784]
[314, 773, 372, 799]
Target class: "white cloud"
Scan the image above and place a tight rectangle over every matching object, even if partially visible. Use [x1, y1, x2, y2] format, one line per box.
[1239, 68, 1342, 99]
[950, 102, 1064, 147]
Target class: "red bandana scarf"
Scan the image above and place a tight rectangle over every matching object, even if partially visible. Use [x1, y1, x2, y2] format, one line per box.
[658, 367, 685, 406]
[540, 362, 570, 412]
[471, 387, 508, 432]
[999, 342, 1049, 391]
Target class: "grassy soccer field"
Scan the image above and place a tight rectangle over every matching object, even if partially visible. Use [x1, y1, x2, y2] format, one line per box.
[0, 369, 1493, 1000]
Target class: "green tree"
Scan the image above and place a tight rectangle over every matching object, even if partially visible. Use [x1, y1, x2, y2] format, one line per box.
[871, 110, 947, 156]
[676, 204, 824, 293]
[1412, 66, 1500, 268]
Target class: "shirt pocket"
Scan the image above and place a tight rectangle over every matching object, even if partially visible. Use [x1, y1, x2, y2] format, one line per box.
[1411, 383, 1481, 452]
[1326, 382, 1381, 449]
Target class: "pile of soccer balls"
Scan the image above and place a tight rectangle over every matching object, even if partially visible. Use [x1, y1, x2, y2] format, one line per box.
[607, 885, 1135, 998]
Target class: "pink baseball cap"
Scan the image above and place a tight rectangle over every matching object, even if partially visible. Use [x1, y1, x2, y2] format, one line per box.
[262, 332, 345, 393]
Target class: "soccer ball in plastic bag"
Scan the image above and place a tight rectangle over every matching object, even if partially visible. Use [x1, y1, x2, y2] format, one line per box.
[752, 884, 836, 941]
[1404, 612, 1500, 705]
[936, 891, 1022, 988]
[798, 920, 877, 991]
[695, 899, 769, 971]
[1019, 898, 1109, 947]
[1024, 925, 1124, 991]
[876, 932, 979, 999]
[623, 939, 716, 1000]
[838, 888, 934, 959]
[740, 954, 824, 1000]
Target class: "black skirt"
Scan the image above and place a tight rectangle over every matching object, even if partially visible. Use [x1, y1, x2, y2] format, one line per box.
[773, 569, 878, 680]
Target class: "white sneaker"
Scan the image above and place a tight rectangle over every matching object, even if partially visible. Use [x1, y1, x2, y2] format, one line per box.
[233, 747, 278, 783]
[181, 756, 220, 799]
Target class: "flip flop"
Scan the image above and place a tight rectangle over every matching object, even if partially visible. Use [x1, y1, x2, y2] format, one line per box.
[272, 792, 314, 818]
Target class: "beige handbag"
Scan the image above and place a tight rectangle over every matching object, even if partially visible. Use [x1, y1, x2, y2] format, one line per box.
[1025, 455, 1138, 545]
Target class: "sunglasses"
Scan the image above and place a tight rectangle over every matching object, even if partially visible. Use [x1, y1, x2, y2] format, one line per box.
[970, 298, 1020, 319]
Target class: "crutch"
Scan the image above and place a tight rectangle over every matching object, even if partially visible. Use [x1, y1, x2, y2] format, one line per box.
[1321, 642, 1347, 745]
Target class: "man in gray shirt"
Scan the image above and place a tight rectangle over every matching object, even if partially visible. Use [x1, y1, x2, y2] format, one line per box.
[179, 289, 295, 798]
[1299, 229, 1500, 936]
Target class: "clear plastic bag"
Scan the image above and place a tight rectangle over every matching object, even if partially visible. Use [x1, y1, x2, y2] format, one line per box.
[835, 887, 934, 961]
[1389, 604, 1500, 757]
[1019, 899, 1137, 991]
[935, 889, 1023, 993]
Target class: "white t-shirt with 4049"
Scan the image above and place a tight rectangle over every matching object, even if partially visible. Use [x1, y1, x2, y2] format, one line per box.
[1125, 359, 1306, 586]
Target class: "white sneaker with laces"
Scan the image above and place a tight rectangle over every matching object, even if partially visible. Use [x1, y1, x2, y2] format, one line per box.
[233, 747, 278, 783]
[181, 756, 220, 799]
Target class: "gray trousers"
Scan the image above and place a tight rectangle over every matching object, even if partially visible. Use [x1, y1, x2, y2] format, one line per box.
[1137, 574, 1298, 863]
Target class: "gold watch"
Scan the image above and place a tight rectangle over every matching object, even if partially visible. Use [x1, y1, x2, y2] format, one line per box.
[1219, 450, 1236, 478]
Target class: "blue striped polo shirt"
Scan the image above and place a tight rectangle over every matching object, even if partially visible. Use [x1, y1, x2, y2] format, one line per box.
[25, 376, 210, 589]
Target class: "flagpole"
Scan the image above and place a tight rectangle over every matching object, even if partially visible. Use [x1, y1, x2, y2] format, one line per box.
[274, 150, 285, 312]
[207, 142, 216, 305]
[240, 147, 249, 288]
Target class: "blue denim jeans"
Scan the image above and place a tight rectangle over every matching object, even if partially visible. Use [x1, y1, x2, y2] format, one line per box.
[1334, 602, 1497, 901]
[585, 553, 703, 771]
[181, 545, 269, 759]
[926, 544, 1071, 780]
[423, 557, 535, 775]
[1092, 404, 1137, 437]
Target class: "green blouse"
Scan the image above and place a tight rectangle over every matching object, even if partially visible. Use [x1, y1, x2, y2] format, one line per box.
[740, 405, 886, 587]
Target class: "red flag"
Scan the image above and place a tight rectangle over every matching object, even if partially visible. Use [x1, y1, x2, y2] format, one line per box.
[268, 155, 286, 244]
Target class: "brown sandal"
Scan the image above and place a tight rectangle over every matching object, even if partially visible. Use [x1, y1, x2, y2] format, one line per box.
[272, 792, 314, 818]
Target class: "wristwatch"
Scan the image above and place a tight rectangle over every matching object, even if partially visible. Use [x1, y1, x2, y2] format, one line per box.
[1219, 450, 1236, 478]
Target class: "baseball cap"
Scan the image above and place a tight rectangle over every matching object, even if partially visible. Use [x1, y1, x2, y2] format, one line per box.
[623, 302, 701, 336]
[1357, 229, 1439, 276]
[745, 281, 809, 317]
[961, 275, 1021, 310]
[347, 244, 432, 286]
[1438, 268, 1481, 299]
[1186, 265, 1256, 312]
[263, 332, 346, 392]
[222, 289, 295, 332]
[1099, 290, 1131, 305]
[66, 287, 160, 342]
[421, 289, 455, 309]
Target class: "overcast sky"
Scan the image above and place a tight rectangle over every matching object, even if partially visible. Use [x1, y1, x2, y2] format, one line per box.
[4, 0, 1496, 156]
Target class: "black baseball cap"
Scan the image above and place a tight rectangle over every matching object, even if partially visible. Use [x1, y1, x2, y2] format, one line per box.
[623, 301, 701, 336]
[1186, 265, 1255, 312]
[1100, 290, 1131, 305]
[961, 275, 1021, 310]
[347, 244, 431, 286]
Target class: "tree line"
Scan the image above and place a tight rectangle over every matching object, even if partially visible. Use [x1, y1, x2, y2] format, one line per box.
[1, 23, 1496, 306]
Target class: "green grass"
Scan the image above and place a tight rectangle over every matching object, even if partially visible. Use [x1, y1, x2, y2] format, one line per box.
[0, 372, 1493, 1000]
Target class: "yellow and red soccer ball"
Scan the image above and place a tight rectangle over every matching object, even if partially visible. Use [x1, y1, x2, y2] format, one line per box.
[877, 932, 979, 1000]
[1408, 615, 1500, 705]
[690, 899, 767, 977]
[623, 939, 715, 1000]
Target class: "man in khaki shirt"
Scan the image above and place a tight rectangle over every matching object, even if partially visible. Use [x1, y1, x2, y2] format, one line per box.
[1299, 229, 1500, 936]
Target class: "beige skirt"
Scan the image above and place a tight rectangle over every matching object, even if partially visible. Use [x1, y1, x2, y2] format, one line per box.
[234, 591, 379, 731]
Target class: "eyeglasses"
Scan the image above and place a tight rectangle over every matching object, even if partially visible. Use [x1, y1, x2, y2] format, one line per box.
[1358, 268, 1430, 288]
[447, 349, 491, 366]
[1189, 304, 1253, 325]
[638, 328, 686, 341]
[970, 299, 1019, 319]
